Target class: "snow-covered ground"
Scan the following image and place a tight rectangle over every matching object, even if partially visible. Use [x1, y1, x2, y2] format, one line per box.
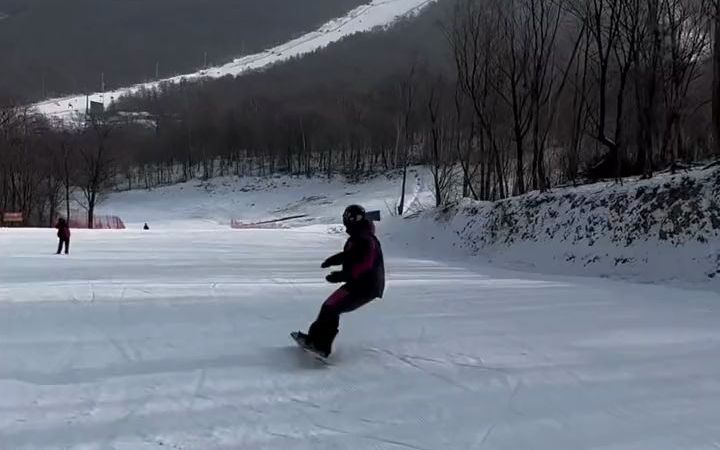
[2, 171, 720, 449]
[31, 0, 438, 121]
[104, 169, 431, 230]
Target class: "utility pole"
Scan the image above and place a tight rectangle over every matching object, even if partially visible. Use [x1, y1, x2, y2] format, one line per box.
[155, 61, 159, 79]
[100, 72, 105, 91]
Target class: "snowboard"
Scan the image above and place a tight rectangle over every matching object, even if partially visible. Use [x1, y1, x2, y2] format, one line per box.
[290, 331, 330, 363]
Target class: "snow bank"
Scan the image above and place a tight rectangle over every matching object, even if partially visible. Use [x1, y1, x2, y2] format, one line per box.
[396, 168, 720, 288]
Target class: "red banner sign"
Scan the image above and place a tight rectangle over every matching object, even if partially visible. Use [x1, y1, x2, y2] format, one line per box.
[2, 212, 23, 223]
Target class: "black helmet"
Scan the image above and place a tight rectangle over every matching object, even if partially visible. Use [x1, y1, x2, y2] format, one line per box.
[343, 204, 366, 227]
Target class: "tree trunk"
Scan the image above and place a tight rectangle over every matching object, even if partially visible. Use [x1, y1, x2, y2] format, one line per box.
[714, 7, 720, 156]
[398, 164, 407, 216]
[64, 145, 71, 222]
[87, 192, 95, 229]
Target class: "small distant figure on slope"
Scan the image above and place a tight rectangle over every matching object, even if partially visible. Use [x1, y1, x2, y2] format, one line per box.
[143, 223, 149, 230]
[293, 204, 385, 358]
[55, 217, 70, 255]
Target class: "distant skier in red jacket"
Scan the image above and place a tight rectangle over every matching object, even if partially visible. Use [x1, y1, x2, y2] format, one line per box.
[55, 217, 70, 254]
[293, 204, 385, 357]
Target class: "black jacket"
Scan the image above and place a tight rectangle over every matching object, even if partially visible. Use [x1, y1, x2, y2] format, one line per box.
[324, 220, 385, 298]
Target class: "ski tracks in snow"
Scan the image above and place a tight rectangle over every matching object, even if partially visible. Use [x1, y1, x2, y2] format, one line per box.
[2, 227, 720, 448]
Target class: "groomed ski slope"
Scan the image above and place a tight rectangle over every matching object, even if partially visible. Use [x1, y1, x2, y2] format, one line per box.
[32, 0, 438, 120]
[1, 174, 720, 449]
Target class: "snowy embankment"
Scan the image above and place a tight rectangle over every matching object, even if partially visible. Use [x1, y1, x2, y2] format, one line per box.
[31, 0, 438, 120]
[105, 168, 432, 230]
[395, 167, 720, 288]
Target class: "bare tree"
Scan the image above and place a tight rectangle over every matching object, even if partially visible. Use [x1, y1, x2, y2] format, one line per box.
[426, 77, 456, 206]
[713, 0, 720, 156]
[448, 0, 507, 199]
[567, 27, 593, 182]
[495, 0, 533, 194]
[396, 63, 417, 216]
[49, 127, 81, 223]
[569, 0, 643, 179]
[658, 0, 712, 166]
[633, 0, 661, 176]
[452, 80, 481, 200]
[525, 0, 584, 190]
[79, 113, 116, 229]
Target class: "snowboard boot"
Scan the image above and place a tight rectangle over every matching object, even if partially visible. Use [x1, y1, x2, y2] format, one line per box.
[293, 331, 330, 358]
[311, 329, 337, 358]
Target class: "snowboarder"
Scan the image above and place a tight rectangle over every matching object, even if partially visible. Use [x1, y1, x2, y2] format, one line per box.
[293, 204, 385, 358]
[143, 223, 149, 230]
[55, 217, 70, 255]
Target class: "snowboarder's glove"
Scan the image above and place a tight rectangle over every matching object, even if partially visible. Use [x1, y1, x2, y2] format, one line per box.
[321, 252, 344, 268]
[325, 271, 345, 283]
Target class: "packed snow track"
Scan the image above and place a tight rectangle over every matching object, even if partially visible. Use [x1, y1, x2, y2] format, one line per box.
[1, 225, 720, 449]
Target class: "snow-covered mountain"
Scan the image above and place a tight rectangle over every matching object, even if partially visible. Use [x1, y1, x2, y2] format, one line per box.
[31, 0, 439, 120]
